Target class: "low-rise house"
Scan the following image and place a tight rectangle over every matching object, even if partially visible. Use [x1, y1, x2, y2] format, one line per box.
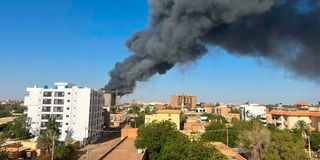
[268, 110, 320, 131]
[145, 110, 181, 130]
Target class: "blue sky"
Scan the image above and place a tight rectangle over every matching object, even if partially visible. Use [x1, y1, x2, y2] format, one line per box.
[0, 0, 319, 104]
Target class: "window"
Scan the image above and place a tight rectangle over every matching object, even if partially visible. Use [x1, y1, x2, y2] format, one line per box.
[66, 115, 69, 118]
[42, 106, 51, 112]
[41, 114, 50, 120]
[67, 100, 70, 102]
[43, 99, 52, 104]
[67, 107, 70, 110]
[54, 92, 65, 97]
[53, 107, 63, 112]
[54, 99, 64, 105]
[65, 123, 69, 125]
[43, 92, 52, 97]
[52, 114, 63, 120]
[68, 92, 71, 95]
[65, 130, 68, 133]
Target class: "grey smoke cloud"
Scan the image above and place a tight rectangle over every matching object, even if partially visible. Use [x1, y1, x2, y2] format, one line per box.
[106, 0, 320, 94]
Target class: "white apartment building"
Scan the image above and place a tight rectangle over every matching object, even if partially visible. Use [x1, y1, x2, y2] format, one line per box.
[240, 103, 267, 124]
[24, 82, 104, 146]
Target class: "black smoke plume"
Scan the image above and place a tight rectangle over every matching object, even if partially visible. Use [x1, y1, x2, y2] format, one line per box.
[106, 0, 320, 95]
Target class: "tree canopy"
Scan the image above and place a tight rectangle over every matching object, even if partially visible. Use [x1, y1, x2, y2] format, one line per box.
[135, 121, 226, 160]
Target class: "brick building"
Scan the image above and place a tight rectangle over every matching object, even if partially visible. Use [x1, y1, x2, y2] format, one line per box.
[170, 95, 196, 109]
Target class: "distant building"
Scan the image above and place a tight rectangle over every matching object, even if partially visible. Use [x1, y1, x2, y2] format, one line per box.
[145, 110, 181, 130]
[170, 95, 196, 109]
[268, 110, 320, 131]
[295, 101, 309, 110]
[24, 82, 104, 146]
[213, 105, 231, 117]
[240, 104, 267, 123]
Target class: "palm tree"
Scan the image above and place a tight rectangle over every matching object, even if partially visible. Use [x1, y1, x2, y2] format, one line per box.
[294, 120, 312, 158]
[294, 120, 309, 138]
[36, 116, 60, 158]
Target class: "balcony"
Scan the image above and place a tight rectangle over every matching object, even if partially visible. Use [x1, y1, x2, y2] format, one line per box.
[43, 99, 52, 105]
[42, 107, 51, 112]
[54, 92, 65, 97]
[43, 92, 52, 97]
[41, 114, 50, 120]
[53, 107, 63, 112]
[54, 99, 64, 105]
[52, 114, 63, 120]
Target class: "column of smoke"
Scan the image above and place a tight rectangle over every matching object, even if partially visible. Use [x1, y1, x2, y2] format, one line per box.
[105, 0, 320, 95]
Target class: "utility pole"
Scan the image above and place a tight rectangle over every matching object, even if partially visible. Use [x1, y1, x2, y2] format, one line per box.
[226, 126, 229, 147]
[308, 134, 311, 158]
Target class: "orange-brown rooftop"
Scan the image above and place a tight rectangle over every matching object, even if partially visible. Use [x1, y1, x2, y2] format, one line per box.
[269, 110, 320, 117]
[156, 110, 181, 114]
[295, 101, 309, 106]
[211, 142, 246, 160]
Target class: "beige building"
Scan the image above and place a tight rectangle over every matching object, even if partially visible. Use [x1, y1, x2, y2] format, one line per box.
[268, 110, 320, 131]
[145, 110, 181, 130]
[170, 95, 196, 109]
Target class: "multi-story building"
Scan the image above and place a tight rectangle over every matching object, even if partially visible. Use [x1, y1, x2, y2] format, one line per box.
[240, 104, 267, 123]
[170, 95, 196, 109]
[268, 110, 320, 131]
[24, 82, 104, 145]
[145, 110, 181, 130]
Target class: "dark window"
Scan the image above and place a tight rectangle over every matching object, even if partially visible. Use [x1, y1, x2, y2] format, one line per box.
[54, 99, 64, 105]
[54, 92, 65, 97]
[43, 92, 52, 97]
[42, 106, 51, 112]
[43, 99, 52, 104]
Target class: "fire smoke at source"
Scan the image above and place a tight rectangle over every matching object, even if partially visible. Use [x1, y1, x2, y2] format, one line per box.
[105, 0, 320, 95]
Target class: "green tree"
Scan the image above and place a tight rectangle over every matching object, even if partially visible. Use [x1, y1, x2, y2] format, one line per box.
[130, 114, 145, 128]
[128, 106, 141, 114]
[310, 132, 320, 151]
[53, 144, 76, 160]
[160, 133, 226, 160]
[135, 121, 180, 159]
[201, 113, 227, 123]
[135, 121, 226, 160]
[0, 115, 31, 140]
[201, 122, 238, 147]
[0, 109, 11, 118]
[263, 129, 308, 160]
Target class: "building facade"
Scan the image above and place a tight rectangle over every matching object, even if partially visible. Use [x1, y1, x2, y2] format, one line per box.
[240, 104, 267, 124]
[268, 110, 320, 131]
[170, 95, 196, 109]
[24, 82, 104, 145]
[145, 110, 181, 130]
